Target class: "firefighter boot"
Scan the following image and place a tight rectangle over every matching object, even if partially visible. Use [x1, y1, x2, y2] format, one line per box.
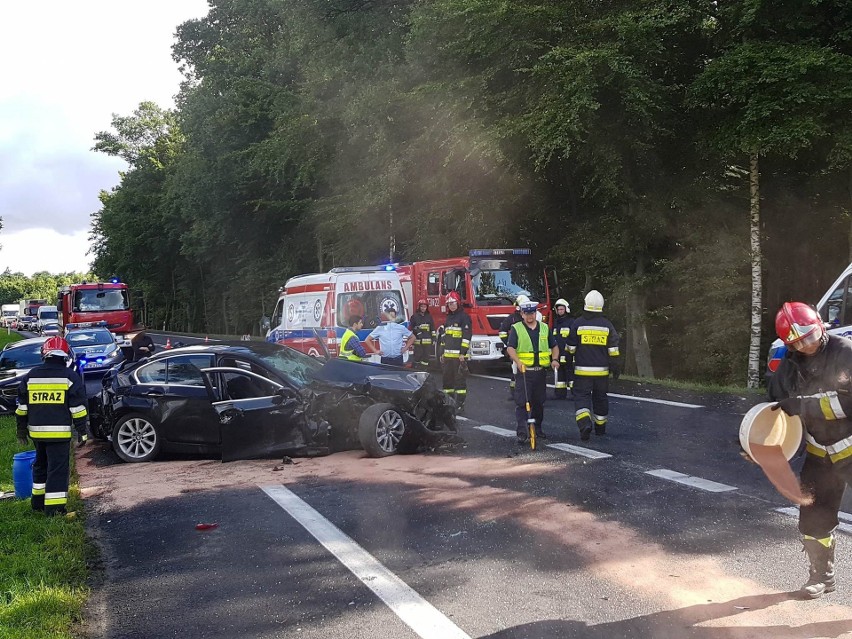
[801, 536, 836, 599]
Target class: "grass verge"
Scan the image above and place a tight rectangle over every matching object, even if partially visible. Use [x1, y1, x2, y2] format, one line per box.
[0, 331, 23, 349]
[619, 373, 763, 396]
[0, 416, 89, 639]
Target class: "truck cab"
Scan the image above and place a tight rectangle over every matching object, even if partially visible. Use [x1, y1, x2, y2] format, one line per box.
[57, 282, 133, 334]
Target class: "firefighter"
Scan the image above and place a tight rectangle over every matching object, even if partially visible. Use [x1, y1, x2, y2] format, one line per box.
[552, 298, 573, 399]
[339, 315, 368, 361]
[768, 301, 852, 599]
[499, 294, 529, 399]
[567, 290, 620, 441]
[409, 299, 435, 367]
[506, 299, 560, 444]
[441, 291, 472, 411]
[15, 336, 88, 517]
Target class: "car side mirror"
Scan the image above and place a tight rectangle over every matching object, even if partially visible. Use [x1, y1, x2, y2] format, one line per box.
[272, 387, 298, 407]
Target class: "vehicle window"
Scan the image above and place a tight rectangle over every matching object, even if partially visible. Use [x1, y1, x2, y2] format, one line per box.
[427, 272, 440, 296]
[270, 298, 284, 329]
[821, 275, 852, 327]
[260, 348, 323, 387]
[336, 290, 405, 328]
[65, 330, 114, 346]
[39, 311, 58, 320]
[167, 355, 213, 386]
[223, 372, 277, 400]
[73, 289, 129, 312]
[0, 344, 43, 370]
[136, 361, 167, 384]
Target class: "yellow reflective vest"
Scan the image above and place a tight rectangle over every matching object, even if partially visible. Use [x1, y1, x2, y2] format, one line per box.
[512, 321, 551, 367]
[338, 329, 363, 361]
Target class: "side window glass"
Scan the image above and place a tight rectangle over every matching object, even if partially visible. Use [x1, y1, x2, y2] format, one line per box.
[427, 272, 440, 296]
[271, 299, 284, 328]
[166, 355, 212, 387]
[224, 372, 277, 400]
[822, 277, 849, 326]
[136, 361, 167, 384]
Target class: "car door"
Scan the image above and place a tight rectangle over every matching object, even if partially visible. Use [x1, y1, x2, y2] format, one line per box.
[205, 366, 311, 462]
[157, 354, 219, 446]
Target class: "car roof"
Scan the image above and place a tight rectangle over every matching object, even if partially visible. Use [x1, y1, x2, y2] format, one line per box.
[4, 337, 48, 350]
[149, 341, 291, 360]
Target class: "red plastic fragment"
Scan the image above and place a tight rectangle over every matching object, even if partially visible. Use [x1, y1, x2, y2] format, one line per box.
[195, 523, 219, 531]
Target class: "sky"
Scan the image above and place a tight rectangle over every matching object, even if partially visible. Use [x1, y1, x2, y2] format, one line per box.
[0, 0, 210, 275]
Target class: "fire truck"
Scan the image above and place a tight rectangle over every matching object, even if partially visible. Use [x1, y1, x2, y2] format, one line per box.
[18, 298, 48, 317]
[396, 249, 552, 362]
[57, 280, 134, 334]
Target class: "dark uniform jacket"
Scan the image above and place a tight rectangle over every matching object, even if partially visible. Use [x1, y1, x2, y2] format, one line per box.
[499, 311, 523, 346]
[507, 322, 557, 367]
[567, 312, 620, 376]
[409, 311, 435, 345]
[131, 333, 156, 361]
[768, 335, 852, 449]
[443, 309, 472, 358]
[16, 359, 88, 442]
[552, 314, 573, 355]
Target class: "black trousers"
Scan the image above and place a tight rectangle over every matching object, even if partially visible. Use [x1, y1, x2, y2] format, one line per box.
[32, 439, 71, 516]
[442, 358, 468, 405]
[573, 375, 609, 433]
[554, 353, 573, 397]
[413, 343, 431, 365]
[381, 356, 404, 366]
[799, 454, 852, 538]
[514, 368, 547, 438]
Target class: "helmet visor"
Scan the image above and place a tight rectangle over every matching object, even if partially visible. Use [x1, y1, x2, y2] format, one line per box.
[788, 326, 823, 352]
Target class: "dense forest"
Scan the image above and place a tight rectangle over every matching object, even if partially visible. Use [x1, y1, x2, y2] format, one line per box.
[90, 0, 852, 386]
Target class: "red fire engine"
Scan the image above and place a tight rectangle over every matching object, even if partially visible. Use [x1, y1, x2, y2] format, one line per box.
[396, 249, 552, 362]
[57, 280, 134, 334]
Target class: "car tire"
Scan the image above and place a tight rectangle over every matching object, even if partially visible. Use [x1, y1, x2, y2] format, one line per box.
[358, 403, 405, 458]
[112, 412, 161, 463]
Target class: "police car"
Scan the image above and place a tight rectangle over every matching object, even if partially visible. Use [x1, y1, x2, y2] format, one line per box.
[64, 322, 125, 374]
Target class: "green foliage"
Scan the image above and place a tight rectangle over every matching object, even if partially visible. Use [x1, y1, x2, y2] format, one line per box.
[88, 0, 852, 383]
[0, 273, 93, 307]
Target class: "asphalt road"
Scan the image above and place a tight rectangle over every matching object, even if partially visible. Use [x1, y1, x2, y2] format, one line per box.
[74, 334, 852, 638]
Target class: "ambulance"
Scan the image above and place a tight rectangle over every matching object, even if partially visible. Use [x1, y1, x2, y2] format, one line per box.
[265, 266, 409, 359]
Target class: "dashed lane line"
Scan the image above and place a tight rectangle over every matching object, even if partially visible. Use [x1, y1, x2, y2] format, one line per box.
[472, 425, 612, 459]
[261, 485, 472, 639]
[645, 468, 737, 493]
[776, 506, 852, 535]
[469, 374, 703, 409]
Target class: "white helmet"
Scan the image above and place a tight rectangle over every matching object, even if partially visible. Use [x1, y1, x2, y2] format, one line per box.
[584, 290, 604, 312]
[554, 298, 570, 312]
[515, 294, 530, 307]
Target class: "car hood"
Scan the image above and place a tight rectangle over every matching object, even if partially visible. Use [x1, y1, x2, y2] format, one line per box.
[73, 345, 115, 356]
[311, 358, 429, 393]
[0, 368, 28, 383]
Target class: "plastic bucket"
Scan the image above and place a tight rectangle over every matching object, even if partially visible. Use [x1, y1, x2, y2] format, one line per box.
[739, 402, 803, 461]
[12, 450, 36, 499]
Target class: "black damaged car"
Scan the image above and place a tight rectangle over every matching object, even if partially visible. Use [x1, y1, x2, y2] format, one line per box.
[93, 341, 460, 463]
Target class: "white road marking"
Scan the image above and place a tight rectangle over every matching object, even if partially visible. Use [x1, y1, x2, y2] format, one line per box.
[645, 469, 737, 493]
[775, 506, 852, 535]
[469, 374, 703, 409]
[456, 416, 471, 422]
[546, 442, 612, 460]
[474, 425, 612, 459]
[261, 485, 471, 639]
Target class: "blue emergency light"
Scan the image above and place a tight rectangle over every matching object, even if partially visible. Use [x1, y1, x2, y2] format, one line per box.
[110, 277, 120, 284]
[383, 264, 395, 271]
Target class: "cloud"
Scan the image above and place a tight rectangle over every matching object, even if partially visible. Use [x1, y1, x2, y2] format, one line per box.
[0, 228, 92, 276]
[0, 0, 209, 255]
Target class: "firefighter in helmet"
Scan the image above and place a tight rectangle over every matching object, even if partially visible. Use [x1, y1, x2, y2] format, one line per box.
[552, 298, 573, 399]
[567, 290, 620, 441]
[768, 301, 852, 598]
[441, 291, 472, 411]
[409, 299, 435, 367]
[499, 294, 529, 399]
[16, 336, 89, 517]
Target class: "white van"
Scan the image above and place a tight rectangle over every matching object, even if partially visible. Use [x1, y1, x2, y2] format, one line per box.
[265, 266, 409, 359]
[766, 263, 852, 379]
[36, 305, 60, 334]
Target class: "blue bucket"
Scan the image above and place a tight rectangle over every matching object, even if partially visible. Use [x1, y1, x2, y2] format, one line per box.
[12, 450, 36, 499]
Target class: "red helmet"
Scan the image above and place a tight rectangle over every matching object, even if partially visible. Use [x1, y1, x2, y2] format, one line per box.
[417, 299, 427, 307]
[775, 302, 825, 352]
[446, 292, 461, 305]
[42, 336, 71, 359]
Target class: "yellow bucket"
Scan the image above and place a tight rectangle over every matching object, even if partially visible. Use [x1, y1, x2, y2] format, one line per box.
[739, 402, 803, 461]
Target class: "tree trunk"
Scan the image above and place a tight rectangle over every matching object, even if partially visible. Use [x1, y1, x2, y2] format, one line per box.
[747, 151, 762, 389]
[628, 259, 655, 378]
[317, 233, 324, 273]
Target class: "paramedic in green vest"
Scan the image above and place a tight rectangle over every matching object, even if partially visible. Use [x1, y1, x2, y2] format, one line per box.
[506, 300, 560, 444]
[339, 316, 368, 361]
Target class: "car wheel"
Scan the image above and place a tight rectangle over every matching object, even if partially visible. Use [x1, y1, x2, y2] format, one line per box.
[112, 412, 161, 463]
[358, 403, 405, 458]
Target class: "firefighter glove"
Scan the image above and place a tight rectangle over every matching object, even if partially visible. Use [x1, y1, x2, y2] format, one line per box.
[610, 362, 621, 380]
[77, 433, 89, 447]
[772, 397, 802, 416]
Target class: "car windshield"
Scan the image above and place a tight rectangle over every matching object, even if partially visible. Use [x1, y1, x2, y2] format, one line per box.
[66, 330, 113, 346]
[0, 343, 43, 370]
[73, 289, 129, 312]
[259, 347, 324, 387]
[39, 311, 58, 320]
[336, 290, 406, 328]
[470, 259, 544, 306]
